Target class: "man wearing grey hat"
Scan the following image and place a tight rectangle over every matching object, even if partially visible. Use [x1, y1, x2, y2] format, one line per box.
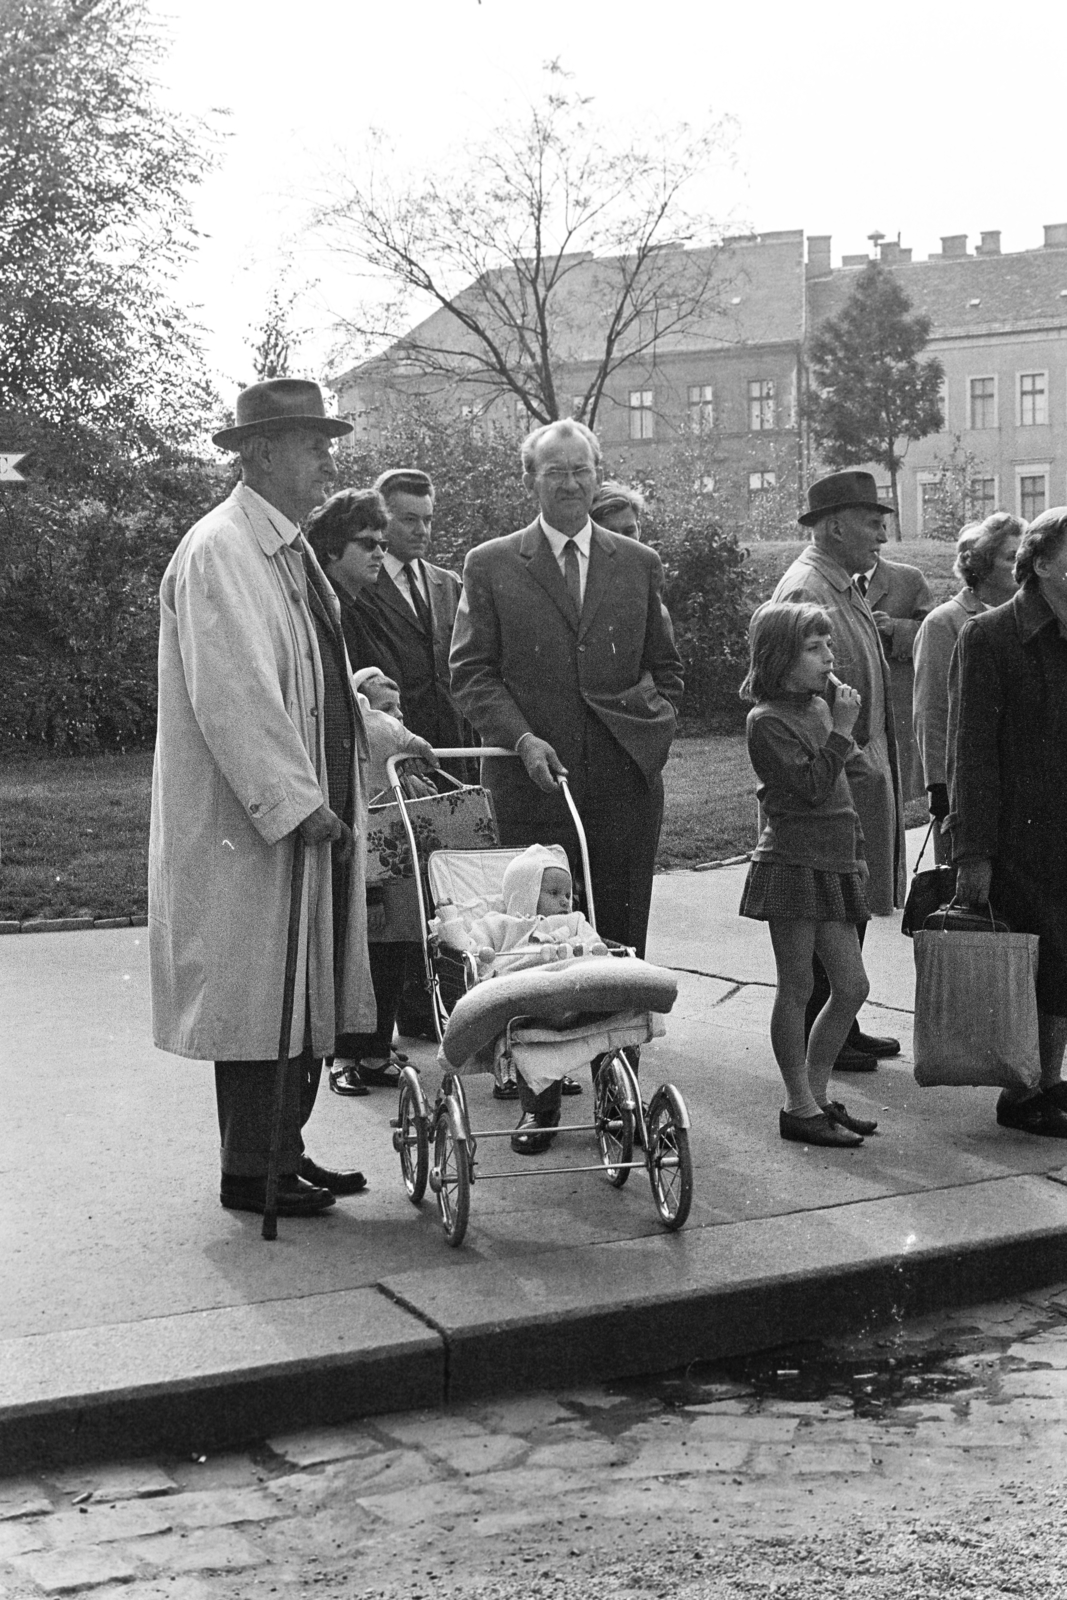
[149, 379, 375, 1216]
[770, 470, 906, 1070]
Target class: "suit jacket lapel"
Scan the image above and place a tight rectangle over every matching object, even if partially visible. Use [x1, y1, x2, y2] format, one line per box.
[580, 525, 617, 637]
[519, 520, 580, 631]
[373, 566, 422, 633]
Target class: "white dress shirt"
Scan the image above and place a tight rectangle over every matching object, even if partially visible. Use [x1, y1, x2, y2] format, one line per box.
[383, 550, 428, 611]
[539, 516, 592, 605]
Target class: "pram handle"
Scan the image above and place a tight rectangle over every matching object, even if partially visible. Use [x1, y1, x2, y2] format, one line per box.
[384, 747, 597, 933]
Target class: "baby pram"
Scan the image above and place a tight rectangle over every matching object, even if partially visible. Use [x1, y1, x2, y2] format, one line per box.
[382, 748, 693, 1246]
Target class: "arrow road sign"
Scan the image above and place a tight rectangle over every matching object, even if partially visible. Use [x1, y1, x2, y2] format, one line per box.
[0, 453, 26, 482]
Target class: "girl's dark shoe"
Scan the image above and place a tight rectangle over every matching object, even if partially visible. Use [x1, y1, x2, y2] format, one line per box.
[779, 1109, 863, 1148]
[822, 1100, 878, 1136]
[511, 1107, 561, 1155]
[329, 1060, 369, 1097]
[996, 1091, 1067, 1138]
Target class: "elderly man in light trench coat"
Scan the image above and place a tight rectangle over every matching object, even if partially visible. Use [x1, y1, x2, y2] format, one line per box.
[149, 379, 377, 1218]
[771, 470, 907, 1073]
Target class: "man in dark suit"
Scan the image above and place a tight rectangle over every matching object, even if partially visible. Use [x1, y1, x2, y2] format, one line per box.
[349, 468, 467, 751]
[449, 419, 684, 961]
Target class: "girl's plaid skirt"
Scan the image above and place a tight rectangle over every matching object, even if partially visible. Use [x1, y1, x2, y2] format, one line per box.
[739, 859, 870, 924]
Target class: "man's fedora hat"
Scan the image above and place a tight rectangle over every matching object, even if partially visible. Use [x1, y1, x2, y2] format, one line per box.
[799, 470, 895, 526]
[211, 379, 353, 451]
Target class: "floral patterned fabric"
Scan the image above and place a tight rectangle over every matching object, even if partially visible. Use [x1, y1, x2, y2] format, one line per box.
[365, 786, 499, 885]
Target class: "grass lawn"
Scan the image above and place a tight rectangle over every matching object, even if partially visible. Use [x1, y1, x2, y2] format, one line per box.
[0, 738, 929, 919]
[0, 750, 153, 921]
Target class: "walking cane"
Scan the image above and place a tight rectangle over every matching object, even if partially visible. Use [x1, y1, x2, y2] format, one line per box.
[262, 832, 306, 1241]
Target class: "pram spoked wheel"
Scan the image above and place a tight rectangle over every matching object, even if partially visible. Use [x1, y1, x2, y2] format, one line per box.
[594, 1053, 635, 1187]
[429, 1095, 471, 1246]
[392, 1067, 429, 1203]
[645, 1083, 693, 1230]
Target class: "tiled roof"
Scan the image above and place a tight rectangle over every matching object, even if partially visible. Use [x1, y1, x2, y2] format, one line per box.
[809, 247, 1067, 339]
[334, 232, 806, 386]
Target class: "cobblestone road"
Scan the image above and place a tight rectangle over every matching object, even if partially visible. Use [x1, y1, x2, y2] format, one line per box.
[5, 1290, 1067, 1598]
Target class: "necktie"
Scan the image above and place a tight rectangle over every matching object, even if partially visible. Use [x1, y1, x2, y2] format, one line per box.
[403, 562, 433, 635]
[856, 573, 869, 598]
[563, 537, 582, 617]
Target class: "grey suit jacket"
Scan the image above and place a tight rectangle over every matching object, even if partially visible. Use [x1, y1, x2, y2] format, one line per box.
[449, 519, 683, 782]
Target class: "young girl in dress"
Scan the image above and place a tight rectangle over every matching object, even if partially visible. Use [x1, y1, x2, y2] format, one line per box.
[739, 602, 875, 1149]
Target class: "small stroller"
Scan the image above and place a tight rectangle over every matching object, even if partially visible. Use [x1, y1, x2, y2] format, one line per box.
[381, 748, 693, 1247]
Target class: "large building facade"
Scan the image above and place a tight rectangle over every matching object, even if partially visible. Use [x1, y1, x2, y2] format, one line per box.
[331, 224, 1067, 539]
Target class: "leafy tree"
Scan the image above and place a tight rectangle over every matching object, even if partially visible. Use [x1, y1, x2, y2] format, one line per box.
[807, 262, 944, 537]
[248, 283, 316, 382]
[0, 0, 220, 449]
[317, 67, 735, 428]
[915, 435, 997, 542]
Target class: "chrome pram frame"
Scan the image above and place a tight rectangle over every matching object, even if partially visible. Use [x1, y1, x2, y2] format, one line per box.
[384, 747, 693, 1247]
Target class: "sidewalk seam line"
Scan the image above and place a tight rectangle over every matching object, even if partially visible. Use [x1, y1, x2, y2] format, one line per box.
[376, 1283, 453, 1404]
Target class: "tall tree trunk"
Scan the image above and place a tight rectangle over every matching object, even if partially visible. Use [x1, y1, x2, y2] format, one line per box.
[888, 460, 902, 541]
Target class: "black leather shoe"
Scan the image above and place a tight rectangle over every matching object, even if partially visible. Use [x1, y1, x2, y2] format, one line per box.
[996, 1091, 1067, 1138]
[833, 1044, 878, 1072]
[298, 1156, 367, 1195]
[220, 1174, 335, 1215]
[779, 1109, 863, 1148]
[560, 1075, 583, 1096]
[493, 1078, 520, 1101]
[511, 1109, 560, 1156]
[329, 1061, 369, 1097]
[823, 1100, 878, 1136]
[851, 1031, 900, 1058]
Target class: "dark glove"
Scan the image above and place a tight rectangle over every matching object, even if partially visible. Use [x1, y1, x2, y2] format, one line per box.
[927, 783, 949, 822]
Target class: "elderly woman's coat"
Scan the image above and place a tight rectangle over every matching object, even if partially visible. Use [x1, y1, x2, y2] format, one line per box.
[149, 484, 376, 1061]
[948, 584, 1067, 1014]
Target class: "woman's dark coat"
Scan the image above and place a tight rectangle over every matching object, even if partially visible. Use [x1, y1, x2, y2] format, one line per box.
[948, 584, 1067, 1012]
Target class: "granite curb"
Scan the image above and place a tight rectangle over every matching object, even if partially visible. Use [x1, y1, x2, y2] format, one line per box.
[5, 1173, 1067, 1471]
[0, 915, 147, 934]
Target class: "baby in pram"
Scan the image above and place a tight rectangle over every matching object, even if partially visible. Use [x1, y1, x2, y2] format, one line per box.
[438, 842, 608, 980]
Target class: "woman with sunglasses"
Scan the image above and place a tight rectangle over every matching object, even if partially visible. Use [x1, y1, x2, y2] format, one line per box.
[304, 487, 403, 685]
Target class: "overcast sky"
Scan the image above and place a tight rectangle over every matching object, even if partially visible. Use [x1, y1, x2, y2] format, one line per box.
[153, 0, 1067, 394]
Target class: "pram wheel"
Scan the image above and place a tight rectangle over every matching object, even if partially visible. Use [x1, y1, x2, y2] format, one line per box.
[645, 1084, 693, 1230]
[431, 1098, 470, 1246]
[393, 1067, 429, 1204]
[594, 1055, 635, 1187]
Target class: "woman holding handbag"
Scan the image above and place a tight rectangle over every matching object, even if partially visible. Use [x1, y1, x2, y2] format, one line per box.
[913, 513, 1022, 864]
[949, 508, 1067, 1137]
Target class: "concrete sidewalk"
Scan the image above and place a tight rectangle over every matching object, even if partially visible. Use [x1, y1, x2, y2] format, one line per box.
[4, 827, 1067, 1469]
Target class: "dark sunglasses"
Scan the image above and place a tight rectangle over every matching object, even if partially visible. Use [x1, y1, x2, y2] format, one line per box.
[347, 535, 389, 552]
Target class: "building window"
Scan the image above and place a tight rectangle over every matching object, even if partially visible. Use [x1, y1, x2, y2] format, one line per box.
[1019, 472, 1047, 520]
[748, 471, 777, 497]
[1019, 372, 1048, 426]
[919, 478, 941, 536]
[970, 477, 997, 518]
[968, 377, 996, 430]
[629, 389, 654, 441]
[748, 379, 775, 431]
[688, 384, 714, 434]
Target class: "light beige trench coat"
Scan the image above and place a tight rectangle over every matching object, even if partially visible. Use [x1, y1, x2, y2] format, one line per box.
[771, 546, 906, 915]
[149, 483, 376, 1061]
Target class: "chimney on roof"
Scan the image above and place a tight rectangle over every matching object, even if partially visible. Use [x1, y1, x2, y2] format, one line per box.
[841, 253, 870, 268]
[939, 234, 968, 258]
[880, 240, 912, 264]
[1044, 223, 1067, 249]
[977, 230, 1001, 256]
[806, 235, 832, 277]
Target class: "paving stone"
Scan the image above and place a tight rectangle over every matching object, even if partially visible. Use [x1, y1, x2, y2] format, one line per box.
[748, 1442, 874, 1475]
[11, 1545, 138, 1593]
[680, 1398, 752, 1416]
[478, 1394, 572, 1432]
[614, 1439, 750, 1477]
[86, 1582, 217, 1600]
[0, 1479, 53, 1520]
[274, 1450, 446, 1506]
[688, 1413, 798, 1442]
[523, 1437, 621, 1472]
[0, 1517, 49, 1558]
[50, 1465, 177, 1502]
[267, 1424, 384, 1467]
[257, 1507, 379, 1560]
[374, 1411, 489, 1448]
[425, 1433, 527, 1476]
[261, 1462, 354, 1515]
[556, 1388, 629, 1409]
[133, 1527, 265, 1573]
[355, 1477, 485, 1527]
[45, 1502, 173, 1545]
[162, 1487, 281, 1529]
[759, 1398, 852, 1416]
[999, 1369, 1067, 1398]
[1006, 1330, 1067, 1366]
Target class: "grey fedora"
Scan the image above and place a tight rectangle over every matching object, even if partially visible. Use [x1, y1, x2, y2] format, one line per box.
[211, 379, 353, 451]
[799, 470, 895, 526]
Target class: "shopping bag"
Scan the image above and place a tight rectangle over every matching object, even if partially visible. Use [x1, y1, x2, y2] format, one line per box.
[365, 778, 498, 885]
[901, 820, 956, 937]
[912, 922, 1040, 1091]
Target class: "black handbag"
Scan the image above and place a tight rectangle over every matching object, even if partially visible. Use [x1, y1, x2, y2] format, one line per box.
[901, 820, 957, 937]
[923, 898, 1009, 935]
